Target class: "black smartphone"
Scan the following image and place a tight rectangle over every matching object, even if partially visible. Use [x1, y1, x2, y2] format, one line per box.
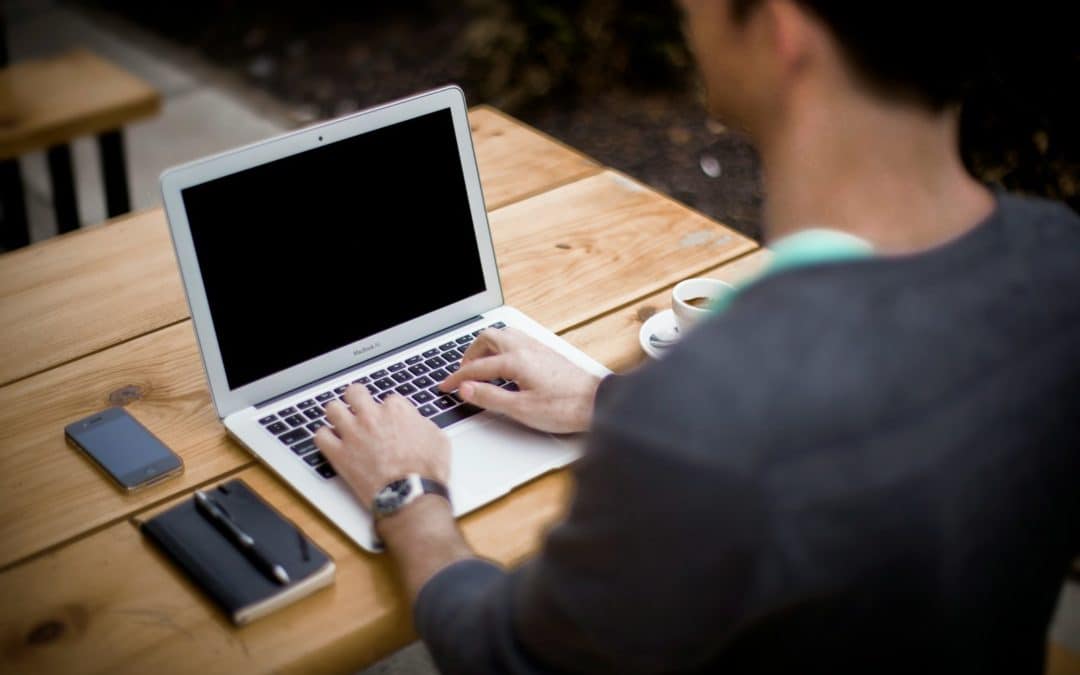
[64, 407, 184, 492]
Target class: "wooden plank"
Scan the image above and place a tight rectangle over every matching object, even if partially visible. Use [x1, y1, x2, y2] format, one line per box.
[0, 108, 601, 386]
[562, 249, 773, 372]
[468, 105, 600, 211]
[0, 321, 251, 571]
[0, 49, 161, 160]
[0, 210, 188, 387]
[0, 463, 572, 674]
[1048, 641, 1080, 675]
[493, 170, 756, 332]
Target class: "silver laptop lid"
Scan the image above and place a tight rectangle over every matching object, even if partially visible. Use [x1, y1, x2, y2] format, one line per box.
[160, 86, 504, 418]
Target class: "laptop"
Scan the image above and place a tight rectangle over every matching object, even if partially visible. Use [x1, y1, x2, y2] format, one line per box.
[160, 86, 610, 552]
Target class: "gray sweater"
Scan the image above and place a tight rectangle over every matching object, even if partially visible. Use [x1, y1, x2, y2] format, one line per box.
[415, 194, 1080, 674]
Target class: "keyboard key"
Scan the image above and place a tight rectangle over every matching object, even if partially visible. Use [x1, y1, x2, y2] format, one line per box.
[422, 348, 439, 358]
[489, 378, 507, 386]
[413, 375, 434, 388]
[316, 463, 337, 479]
[428, 385, 445, 397]
[408, 364, 429, 376]
[430, 368, 449, 382]
[389, 362, 406, 372]
[391, 371, 411, 383]
[439, 342, 457, 351]
[472, 329, 484, 337]
[456, 335, 473, 345]
[434, 396, 456, 411]
[316, 392, 335, 402]
[303, 407, 325, 420]
[503, 381, 520, 392]
[284, 414, 306, 428]
[413, 390, 434, 403]
[447, 362, 461, 373]
[353, 377, 370, 385]
[277, 406, 297, 417]
[377, 391, 395, 402]
[371, 369, 388, 379]
[297, 399, 317, 410]
[267, 421, 288, 434]
[291, 439, 317, 455]
[304, 451, 325, 466]
[258, 414, 278, 425]
[425, 356, 446, 369]
[405, 355, 423, 365]
[366, 384, 379, 395]
[279, 428, 309, 445]
[441, 348, 462, 362]
[491, 321, 506, 329]
[334, 385, 348, 395]
[395, 383, 417, 395]
[418, 404, 437, 417]
[431, 403, 483, 429]
[306, 420, 326, 433]
[374, 378, 394, 390]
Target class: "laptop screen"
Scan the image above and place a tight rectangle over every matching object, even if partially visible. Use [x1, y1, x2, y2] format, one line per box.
[181, 108, 487, 389]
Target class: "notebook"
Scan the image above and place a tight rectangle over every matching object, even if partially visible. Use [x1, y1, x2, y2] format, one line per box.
[140, 479, 335, 625]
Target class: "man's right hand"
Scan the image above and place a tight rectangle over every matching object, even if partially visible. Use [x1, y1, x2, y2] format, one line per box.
[439, 327, 602, 434]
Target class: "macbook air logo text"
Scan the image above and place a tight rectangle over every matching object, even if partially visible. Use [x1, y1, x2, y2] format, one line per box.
[353, 342, 379, 356]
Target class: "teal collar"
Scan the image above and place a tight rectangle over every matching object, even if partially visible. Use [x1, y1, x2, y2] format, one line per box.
[712, 228, 875, 313]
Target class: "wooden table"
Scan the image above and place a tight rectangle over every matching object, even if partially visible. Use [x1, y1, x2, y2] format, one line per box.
[0, 106, 765, 673]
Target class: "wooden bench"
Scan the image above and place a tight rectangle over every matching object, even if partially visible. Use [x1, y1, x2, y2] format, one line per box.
[0, 48, 161, 250]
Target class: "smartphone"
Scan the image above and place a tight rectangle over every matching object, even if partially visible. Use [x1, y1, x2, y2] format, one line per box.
[64, 407, 184, 492]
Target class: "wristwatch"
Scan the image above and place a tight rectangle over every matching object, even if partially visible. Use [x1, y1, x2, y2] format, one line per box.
[371, 474, 451, 521]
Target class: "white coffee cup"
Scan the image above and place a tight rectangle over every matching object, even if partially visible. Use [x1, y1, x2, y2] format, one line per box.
[672, 278, 733, 334]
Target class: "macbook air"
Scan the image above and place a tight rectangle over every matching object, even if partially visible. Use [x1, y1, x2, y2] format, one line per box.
[160, 86, 609, 552]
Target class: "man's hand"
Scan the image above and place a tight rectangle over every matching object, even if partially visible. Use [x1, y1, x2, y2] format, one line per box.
[440, 327, 602, 434]
[315, 386, 450, 508]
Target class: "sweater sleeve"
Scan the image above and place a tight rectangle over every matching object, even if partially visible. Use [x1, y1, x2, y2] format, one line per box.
[414, 373, 768, 674]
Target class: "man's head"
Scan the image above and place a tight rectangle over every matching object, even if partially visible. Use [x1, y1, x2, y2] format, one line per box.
[678, 0, 990, 138]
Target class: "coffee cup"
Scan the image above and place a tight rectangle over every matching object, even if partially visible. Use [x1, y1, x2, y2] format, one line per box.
[672, 278, 733, 334]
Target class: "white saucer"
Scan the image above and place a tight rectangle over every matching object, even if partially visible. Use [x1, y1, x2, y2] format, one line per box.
[639, 308, 681, 360]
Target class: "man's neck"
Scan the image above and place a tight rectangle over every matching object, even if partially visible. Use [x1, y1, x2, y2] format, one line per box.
[758, 88, 995, 255]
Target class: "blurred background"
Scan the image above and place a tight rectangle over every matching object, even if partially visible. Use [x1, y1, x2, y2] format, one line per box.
[6, 0, 1076, 246]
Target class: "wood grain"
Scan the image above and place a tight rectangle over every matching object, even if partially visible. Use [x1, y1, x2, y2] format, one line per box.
[493, 171, 756, 333]
[468, 105, 600, 211]
[561, 248, 773, 372]
[0, 108, 601, 386]
[0, 49, 161, 160]
[0, 321, 250, 570]
[0, 463, 572, 674]
[0, 210, 188, 388]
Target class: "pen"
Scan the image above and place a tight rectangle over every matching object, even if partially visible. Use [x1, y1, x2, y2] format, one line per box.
[194, 490, 291, 585]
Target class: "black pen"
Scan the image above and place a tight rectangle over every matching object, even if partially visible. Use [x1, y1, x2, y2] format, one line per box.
[194, 490, 291, 585]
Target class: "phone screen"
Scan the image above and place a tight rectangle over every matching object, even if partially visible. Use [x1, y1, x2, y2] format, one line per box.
[66, 409, 182, 489]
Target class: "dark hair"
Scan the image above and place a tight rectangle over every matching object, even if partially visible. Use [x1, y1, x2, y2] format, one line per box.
[730, 1, 1000, 110]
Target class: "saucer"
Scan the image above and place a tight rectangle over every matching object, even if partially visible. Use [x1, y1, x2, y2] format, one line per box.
[639, 308, 681, 360]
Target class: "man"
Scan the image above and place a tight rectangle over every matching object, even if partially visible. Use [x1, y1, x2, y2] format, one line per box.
[315, 1, 1080, 672]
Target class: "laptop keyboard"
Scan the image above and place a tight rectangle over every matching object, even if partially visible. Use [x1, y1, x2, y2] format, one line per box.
[255, 322, 518, 480]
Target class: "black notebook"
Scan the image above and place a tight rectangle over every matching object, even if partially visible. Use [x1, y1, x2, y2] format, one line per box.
[140, 479, 335, 625]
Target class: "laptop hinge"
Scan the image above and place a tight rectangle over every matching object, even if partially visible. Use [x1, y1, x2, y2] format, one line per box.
[252, 314, 485, 410]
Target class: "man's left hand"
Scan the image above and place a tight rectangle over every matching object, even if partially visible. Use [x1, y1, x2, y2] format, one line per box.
[315, 385, 450, 508]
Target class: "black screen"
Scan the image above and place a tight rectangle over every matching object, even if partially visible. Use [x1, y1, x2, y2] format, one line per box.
[182, 109, 487, 389]
[69, 411, 180, 486]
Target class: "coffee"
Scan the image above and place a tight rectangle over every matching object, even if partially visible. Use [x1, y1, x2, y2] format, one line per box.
[685, 296, 713, 309]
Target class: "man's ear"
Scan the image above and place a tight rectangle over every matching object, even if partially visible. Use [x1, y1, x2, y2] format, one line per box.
[762, 0, 815, 81]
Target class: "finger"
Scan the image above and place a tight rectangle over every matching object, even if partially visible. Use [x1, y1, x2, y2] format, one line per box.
[441, 354, 512, 391]
[313, 425, 344, 458]
[461, 329, 506, 362]
[323, 400, 356, 434]
[458, 380, 520, 415]
[344, 383, 380, 425]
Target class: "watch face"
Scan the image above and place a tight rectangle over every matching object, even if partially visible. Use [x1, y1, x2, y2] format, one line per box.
[374, 478, 413, 512]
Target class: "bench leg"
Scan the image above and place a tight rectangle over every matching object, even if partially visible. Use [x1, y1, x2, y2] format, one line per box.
[0, 158, 30, 250]
[46, 143, 80, 233]
[98, 130, 131, 218]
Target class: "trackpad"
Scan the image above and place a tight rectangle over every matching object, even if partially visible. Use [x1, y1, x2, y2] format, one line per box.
[448, 417, 578, 511]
